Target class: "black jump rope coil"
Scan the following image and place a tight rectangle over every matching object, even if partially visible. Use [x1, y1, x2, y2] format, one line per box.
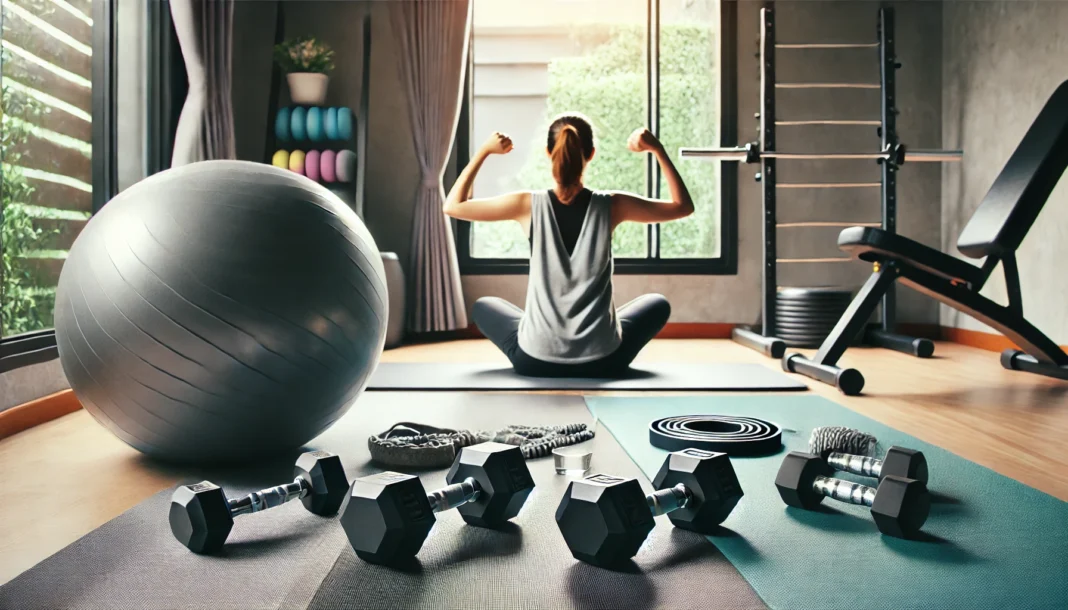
[648, 415, 782, 456]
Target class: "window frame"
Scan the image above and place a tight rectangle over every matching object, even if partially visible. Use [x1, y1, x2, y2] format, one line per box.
[0, 0, 118, 373]
[455, 0, 738, 276]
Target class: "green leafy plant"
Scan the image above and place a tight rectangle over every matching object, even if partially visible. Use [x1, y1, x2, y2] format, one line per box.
[2, 86, 56, 335]
[273, 36, 336, 74]
[472, 23, 720, 260]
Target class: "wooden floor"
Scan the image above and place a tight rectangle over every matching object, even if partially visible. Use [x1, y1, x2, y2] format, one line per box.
[2, 338, 1068, 585]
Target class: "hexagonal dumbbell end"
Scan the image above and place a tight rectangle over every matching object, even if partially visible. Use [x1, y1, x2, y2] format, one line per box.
[652, 448, 743, 533]
[774, 452, 832, 510]
[870, 475, 931, 538]
[881, 447, 929, 484]
[169, 482, 234, 554]
[445, 442, 535, 527]
[555, 474, 655, 568]
[340, 471, 435, 565]
[295, 451, 349, 516]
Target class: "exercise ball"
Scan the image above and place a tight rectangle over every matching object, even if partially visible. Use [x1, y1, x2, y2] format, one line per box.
[305, 150, 322, 181]
[291, 107, 307, 140]
[275, 107, 291, 142]
[324, 107, 339, 140]
[289, 149, 306, 175]
[54, 160, 389, 463]
[307, 107, 323, 142]
[320, 150, 337, 182]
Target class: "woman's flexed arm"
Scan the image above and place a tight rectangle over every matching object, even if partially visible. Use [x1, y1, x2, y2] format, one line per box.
[443, 132, 530, 223]
[611, 128, 695, 226]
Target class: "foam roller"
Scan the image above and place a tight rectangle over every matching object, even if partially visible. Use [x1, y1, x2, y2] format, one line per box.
[336, 108, 353, 140]
[275, 108, 291, 142]
[271, 149, 290, 169]
[335, 150, 357, 183]
[324, 107, 339, 140]
[320, 150, 337, 183]
[305, 150, 321, 181]
[289, 150, 306, 175]
[291, 107, 307, 141]
[307, 107, 323, 142]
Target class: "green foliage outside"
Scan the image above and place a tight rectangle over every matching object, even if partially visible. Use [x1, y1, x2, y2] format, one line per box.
[472, 23, 720, 259]
[1, 86, 57, 336]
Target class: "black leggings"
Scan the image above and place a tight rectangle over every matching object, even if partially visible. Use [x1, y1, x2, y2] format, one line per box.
[471, 294, 671, 378]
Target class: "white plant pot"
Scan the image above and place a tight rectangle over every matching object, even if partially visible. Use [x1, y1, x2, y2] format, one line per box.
[287, 72, 329, 105]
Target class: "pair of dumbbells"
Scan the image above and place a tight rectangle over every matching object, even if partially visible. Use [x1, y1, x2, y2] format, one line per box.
[775, 446, 931, 538]
[555, 448, 743, 568]
[169, 442, 534, 562]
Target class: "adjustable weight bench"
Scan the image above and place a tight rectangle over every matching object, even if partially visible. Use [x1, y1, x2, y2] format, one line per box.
[784, 80, 1068, 395]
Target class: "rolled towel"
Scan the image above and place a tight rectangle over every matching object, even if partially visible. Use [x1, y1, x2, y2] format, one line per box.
[289, 149, 306, 175]
[305, 150, 321, 181]
[324, 107, 339, 140]
[320, 150, 337, 182]
[275, 107, 291, 142]
[336, 107, 353, 140]
[290, 107, 307, 141]
[335, 149, 357, 183]
[271, 149, 290, 169]
[306, 107, 323, 142]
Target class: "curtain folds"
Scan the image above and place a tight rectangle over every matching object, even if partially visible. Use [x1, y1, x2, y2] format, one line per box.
[389, 0, 471, 333]
[170, 0, 236, 166]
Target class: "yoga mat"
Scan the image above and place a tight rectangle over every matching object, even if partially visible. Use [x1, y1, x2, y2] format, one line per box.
[586, 395, 1068, 610]
[0, 393, 763, 609]
[367, 362, 806, 391]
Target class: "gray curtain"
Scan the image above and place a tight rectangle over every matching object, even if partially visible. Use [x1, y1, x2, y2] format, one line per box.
[170, 0, 236, 166]
[390, 0, 470, 333]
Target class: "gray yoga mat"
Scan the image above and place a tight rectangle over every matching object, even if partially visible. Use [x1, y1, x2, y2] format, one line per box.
[0, 392, 763, 610]
[367, 362, 806, 391]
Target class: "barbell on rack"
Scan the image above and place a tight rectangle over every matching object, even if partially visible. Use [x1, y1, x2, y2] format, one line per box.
[679, 142, 962, 165]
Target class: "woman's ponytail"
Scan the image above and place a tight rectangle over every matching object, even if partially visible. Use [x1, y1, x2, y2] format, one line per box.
[547, 114, 594, 202]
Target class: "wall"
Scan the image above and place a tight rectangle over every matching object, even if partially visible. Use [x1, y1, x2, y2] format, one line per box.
[465, 0, 943, 324]
[941, 1, 1068, 343]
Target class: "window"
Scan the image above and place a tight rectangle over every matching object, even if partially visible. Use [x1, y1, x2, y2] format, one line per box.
[1, 0, 114, 371]
[458, 0, 734, 273]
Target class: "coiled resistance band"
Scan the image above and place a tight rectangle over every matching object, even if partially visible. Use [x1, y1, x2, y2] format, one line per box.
[648, 415, 782, 456]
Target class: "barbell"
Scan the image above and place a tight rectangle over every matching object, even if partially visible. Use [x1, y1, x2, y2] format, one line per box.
[679, 142, 962, 165]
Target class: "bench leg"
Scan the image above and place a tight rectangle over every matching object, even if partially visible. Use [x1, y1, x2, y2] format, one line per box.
[782, 266, 898, 395]
[732, 327, 786, 359]
[1000, 350, 1068, 380]
[866, 328, 935, 358]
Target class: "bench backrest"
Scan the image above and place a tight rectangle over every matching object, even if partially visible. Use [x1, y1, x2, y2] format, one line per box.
[957, 80, 1068, 259]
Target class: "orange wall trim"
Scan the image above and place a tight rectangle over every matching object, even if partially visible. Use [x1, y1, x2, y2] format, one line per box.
[941, 326, 1068, 353]
[0, 389, 82, 440]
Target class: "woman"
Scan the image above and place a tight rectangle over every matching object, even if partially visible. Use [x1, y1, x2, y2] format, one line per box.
[443, 113, 694, 377]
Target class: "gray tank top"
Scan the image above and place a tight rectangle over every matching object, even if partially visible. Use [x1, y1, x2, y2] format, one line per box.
[518, 189, 622, 363]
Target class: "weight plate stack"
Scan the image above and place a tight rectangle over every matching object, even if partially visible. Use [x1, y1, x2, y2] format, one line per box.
[773, 287, 853, 348]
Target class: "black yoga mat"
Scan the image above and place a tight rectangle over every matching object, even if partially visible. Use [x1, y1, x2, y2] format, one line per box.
[367, 362, 806, 391]
[0, 393, 764, 610]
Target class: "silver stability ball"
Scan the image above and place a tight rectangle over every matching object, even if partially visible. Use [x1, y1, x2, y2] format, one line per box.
[55, 161, 388, 463]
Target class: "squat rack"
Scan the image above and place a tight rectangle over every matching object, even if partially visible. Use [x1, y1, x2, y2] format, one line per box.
[681, 5, 961, 360]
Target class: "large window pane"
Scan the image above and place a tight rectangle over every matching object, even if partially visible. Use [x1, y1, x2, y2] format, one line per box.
[471, 0, 646, 259]
[1, 0, 94, 337]
[659, 0, 720, 258]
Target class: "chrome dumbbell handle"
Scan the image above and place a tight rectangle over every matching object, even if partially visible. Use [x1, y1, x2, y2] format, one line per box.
[646, 483, 692, 517]
[826, 452, 884, 479]
[227, 476, 311, 518]
[812, 475, 877, 508]
[426, 477, 481, 513]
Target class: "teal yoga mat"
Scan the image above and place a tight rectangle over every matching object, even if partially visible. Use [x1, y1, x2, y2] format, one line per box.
[586, 395, 1068, 610]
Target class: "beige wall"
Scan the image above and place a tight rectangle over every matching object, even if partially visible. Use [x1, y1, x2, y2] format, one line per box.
[941, 1, 1068, 343]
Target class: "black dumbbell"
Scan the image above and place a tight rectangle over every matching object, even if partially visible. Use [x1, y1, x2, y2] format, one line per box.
[169, 450, 349, 553]
[341, 441, 535, 564]
[823, 446, 929, 483]
[775, 451, 930, 538]
[555, 448, 743, 568]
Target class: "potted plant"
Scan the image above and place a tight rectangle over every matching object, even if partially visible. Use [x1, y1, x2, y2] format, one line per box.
[274, 35, 336, 105]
